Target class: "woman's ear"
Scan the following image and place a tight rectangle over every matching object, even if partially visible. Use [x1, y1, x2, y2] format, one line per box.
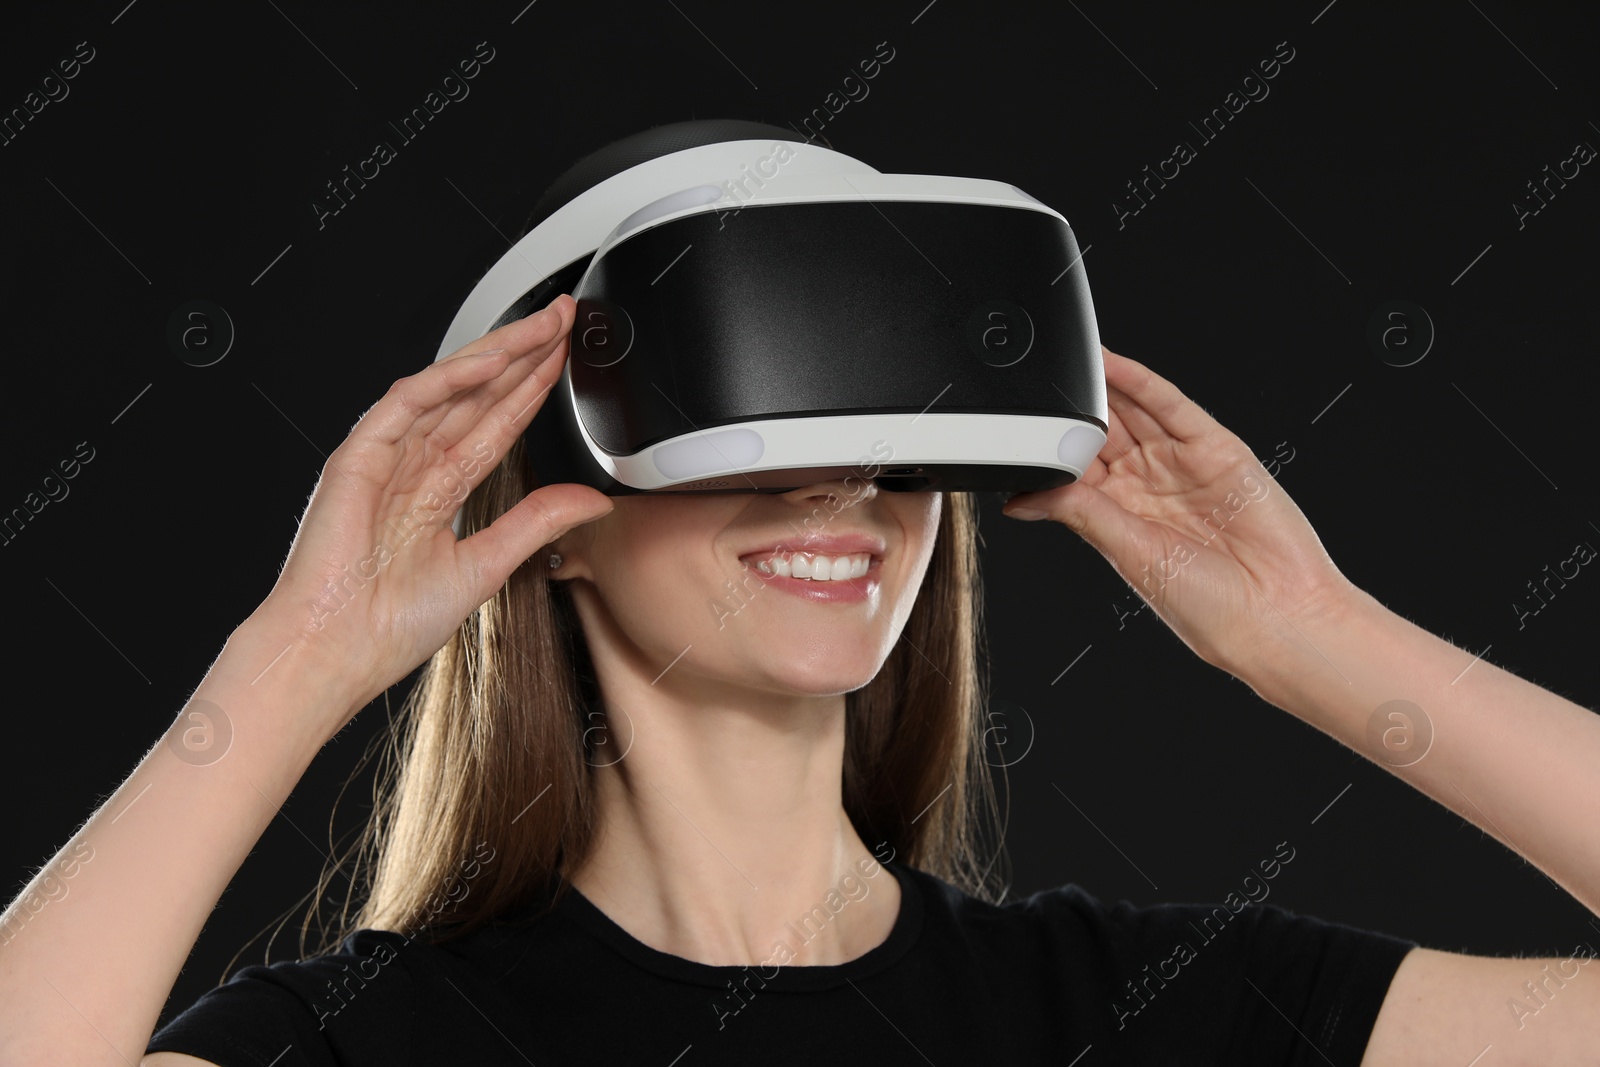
[546, 505, 604, 578]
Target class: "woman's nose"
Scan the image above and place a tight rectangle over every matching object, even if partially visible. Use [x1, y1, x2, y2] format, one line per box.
[778, 476, 877, 508]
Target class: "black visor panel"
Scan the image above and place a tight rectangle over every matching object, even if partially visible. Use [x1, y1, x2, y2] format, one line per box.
[568, 200, 1107, 457]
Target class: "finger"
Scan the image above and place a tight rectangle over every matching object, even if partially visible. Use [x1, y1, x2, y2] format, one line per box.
[417, 334, 570, 512]
[1099, 395, 1140, 458]
[441, 292, 575, 364]
[398, 297, 574, 445]
[349, 346, 514, 455]
[360, 297, 571, 449]
[1058, 370, 1139, 470]
[1008, 454, 1106, 516]
[1101, 347, 1217, 444]
[323, 351, 521, 493]
[410, 296, 578, 448]
[426, 302, 575, 461]
[1074, 452, 1111, 489]
[1105, 383, 1171, 451]
[1088, 353, 1171, 486]
[1006, 477, 1152, 561]
[1075, 397, 1168, 495]
[457, 482, 614, 599]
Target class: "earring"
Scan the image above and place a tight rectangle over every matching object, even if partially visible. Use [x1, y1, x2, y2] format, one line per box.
[548, 552, 563, 571]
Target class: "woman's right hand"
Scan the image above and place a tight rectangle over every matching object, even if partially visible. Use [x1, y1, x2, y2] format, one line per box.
[246, 293, 612, 738]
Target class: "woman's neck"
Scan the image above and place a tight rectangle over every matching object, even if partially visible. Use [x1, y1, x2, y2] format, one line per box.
[564, 690, 901, 969]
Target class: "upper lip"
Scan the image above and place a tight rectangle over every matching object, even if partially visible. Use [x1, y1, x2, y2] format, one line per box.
[737, 532, 888, 562]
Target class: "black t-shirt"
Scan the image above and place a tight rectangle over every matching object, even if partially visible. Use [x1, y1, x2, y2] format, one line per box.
[147, 860, 1415, 1065]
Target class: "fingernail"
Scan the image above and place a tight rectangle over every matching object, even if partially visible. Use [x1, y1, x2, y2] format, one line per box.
[443, 346, 504, 362]
[1004, 507, 1047, 521]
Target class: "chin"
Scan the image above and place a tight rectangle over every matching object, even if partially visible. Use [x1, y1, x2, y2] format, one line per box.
[760, 669, 883, 699]
[739, 634, 889, 696]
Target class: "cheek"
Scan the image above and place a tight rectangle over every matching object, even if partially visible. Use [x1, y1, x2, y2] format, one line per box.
[598, 553, 732, 644]
[902, 497, 942, 569]
[891, 498, 942, 604]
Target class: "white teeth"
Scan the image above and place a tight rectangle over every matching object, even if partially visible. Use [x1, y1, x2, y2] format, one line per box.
[748, 552, 872, 581]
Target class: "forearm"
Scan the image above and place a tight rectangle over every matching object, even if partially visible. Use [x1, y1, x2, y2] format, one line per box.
[1230, 585, 1600, 917]
[0, 618, 357, 1064]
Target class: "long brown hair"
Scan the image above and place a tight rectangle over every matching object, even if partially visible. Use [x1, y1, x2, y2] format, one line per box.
[299, 435, 1009, 953]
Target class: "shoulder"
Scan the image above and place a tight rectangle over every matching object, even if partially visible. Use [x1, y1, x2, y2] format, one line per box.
[146, 928, 422, 1057]
[909, 860, 1411, 954]
[900, 860, 1180, 942]
[895, 862, 1141, 975]
[901, 863, 1418, 1059]
[146, 919, 535, 1065]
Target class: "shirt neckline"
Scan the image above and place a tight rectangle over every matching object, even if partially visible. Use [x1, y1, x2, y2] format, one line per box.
[551, 859, 924, 991]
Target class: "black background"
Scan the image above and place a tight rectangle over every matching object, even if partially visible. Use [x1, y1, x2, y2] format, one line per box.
[3, 0, 1598, 1034]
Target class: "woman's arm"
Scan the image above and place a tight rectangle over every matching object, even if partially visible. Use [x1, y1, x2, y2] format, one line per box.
[1001, 346, 1600, 1065]
[0, 296, 613, 1063]
[1235, 585, 1600, 1066]
[0, 619, 353, 1064]
[1234, 583, 1600, 918]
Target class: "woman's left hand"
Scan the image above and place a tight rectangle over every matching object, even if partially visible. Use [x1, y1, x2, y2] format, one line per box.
[1002, 346, 1360, 675]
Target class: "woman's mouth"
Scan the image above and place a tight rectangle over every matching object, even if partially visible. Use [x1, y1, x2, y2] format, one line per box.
[736, 550, 882, 603]
[743, 550, 874, 581]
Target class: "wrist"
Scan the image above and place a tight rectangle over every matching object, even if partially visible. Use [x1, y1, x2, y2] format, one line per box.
[218, 611, 368, 742]
[1222, 576, 1377, 705]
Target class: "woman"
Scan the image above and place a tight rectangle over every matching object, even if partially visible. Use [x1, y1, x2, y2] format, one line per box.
[4, 245, 1600, 1066]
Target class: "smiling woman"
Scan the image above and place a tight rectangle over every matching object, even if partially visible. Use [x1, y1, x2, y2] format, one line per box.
[341, 435, 984, 944]
[6, 119, 1600, 1067]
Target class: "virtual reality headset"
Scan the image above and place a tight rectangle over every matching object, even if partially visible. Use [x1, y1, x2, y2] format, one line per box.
[434, 119, 1107, 495]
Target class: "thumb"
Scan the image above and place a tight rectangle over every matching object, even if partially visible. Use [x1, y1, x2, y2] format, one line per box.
[460, 483, 615, 594]
[1004, 480, 1149, 560]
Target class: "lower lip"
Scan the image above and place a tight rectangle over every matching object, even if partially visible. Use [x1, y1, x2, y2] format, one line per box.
[739, 559, 880, 603]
